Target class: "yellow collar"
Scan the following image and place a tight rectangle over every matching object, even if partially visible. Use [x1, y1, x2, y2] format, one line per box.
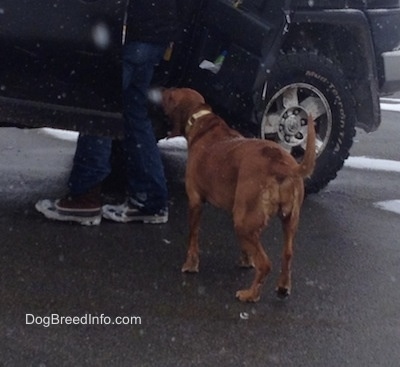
[187, 109, 212, 130]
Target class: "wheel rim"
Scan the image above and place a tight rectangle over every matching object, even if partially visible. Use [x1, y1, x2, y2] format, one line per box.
[261, 83, 332, 158]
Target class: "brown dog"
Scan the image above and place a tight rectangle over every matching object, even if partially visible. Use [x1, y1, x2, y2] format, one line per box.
[160, 87, 316, 302]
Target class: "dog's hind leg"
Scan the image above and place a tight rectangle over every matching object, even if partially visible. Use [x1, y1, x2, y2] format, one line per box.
[276, 191, 302, 298]
[238, 250, 255, 268]
[234, 212, 271, 302]
[182, 190, 203, 273]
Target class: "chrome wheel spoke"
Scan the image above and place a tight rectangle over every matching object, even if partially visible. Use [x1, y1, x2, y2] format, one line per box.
[263, 112, 281, 134]
[315, 136, 324, 153]
[282, 87, 299, 109]
[280, 142, 294, 153]
[300, 96, 326, 119]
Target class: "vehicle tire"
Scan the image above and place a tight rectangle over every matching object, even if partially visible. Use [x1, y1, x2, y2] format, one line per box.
[259, 52, 356, 194]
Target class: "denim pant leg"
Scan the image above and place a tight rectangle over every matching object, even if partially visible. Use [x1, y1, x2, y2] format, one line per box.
[68, 134, 112, 196]
[122, 42, 168, 211]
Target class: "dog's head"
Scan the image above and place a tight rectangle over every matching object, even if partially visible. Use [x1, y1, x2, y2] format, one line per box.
[149, 87, 208, 137]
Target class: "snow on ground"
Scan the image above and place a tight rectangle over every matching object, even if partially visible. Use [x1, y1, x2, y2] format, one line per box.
[157, 136, 187, 149]
[380, 103, 400, 112]
[374, 200, 400, 216]
[380, 97, 400, 113]
[345, 156, 400, 173]
[37, 128, 188, 149]
[38, 128, 79, 142]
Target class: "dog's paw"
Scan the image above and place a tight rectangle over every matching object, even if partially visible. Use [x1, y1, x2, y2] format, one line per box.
[238, 253, 255, 268]
[275, 287, 291, 299]
[181, 261, 199, 273]
[181, 253, 199, 273]
[181, 265, 199, 273]
[235, 289, 260, 303]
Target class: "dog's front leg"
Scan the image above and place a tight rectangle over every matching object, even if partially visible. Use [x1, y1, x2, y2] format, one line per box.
[181, 195, 203, 273]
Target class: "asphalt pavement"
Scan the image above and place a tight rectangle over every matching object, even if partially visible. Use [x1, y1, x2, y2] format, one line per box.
[0, 111, 399, 366]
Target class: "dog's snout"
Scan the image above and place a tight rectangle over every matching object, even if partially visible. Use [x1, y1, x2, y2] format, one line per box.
[147, 88, 163, 105]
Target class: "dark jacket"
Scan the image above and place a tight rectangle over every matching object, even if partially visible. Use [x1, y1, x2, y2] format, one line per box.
[125, 0, 179, 44]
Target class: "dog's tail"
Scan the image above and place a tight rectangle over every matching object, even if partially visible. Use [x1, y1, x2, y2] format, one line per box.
[296, 115, 316, 178]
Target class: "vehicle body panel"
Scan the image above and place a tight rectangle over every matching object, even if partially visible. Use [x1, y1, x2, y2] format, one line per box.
[0, 0, 125, 133]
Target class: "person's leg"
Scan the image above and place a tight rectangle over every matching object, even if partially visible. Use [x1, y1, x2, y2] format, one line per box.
[68, 134, 113, 196]
[103, 41, 168, 224]
[35, 134, 112, 225]
[123, 41, 168, 211]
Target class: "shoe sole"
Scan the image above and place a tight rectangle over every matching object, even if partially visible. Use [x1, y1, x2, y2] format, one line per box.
[35, 200, 101, 226]
[102, 207, 168, 224]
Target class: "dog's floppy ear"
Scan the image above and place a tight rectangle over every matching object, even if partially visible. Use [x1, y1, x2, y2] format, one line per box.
[168, 103, 189, 138]
[168, 124, 182, 138]
[162, 88, 188, 137]
[162, 89, 179, 116]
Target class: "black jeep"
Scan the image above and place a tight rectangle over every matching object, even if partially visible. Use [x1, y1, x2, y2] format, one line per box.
[1, 0, 400, 193]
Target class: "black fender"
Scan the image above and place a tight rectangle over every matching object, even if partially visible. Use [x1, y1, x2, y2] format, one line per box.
[287, 9, 380, 132]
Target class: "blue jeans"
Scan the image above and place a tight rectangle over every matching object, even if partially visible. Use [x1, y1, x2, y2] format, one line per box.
[68, 42, 168, 212]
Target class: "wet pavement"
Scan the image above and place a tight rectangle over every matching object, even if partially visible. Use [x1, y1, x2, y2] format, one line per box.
[0, 114, 400, 366]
